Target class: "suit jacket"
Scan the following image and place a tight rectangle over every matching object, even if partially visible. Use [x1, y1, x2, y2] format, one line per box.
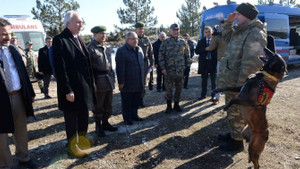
[53, 28, 95, 112]
[152, 39, 162, 66]
[38, 45, 53, 75]
[0, 45, 35, 133]
[195, 38, 217, 74]
[115, 43, 144, 93]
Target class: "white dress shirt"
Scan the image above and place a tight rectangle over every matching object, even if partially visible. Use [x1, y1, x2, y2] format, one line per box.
[0, 47, 22, 92]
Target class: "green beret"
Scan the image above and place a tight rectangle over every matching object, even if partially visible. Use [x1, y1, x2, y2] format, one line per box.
[134, 22, 145, 28]
[91, 25, 106, 33]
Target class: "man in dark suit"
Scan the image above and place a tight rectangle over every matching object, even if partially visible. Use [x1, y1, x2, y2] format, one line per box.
[152, 32, 166, 92]
[115, 32, 144, 125]
[195, 26, 218, 100]
[38, 36, 53, 99]
[52, 11, 95, 158]
[0, 18, 39, 169]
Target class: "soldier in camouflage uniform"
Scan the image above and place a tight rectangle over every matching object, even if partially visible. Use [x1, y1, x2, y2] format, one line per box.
[158, 23, 191, 114]
[217, 3, 267, 151]
[135, 22, 154, 107]
[24, 41, 43, 93]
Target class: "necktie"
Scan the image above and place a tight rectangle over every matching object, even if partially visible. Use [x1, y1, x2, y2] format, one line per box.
[1, 47, 13, 92]
[206, 39, 211, 60]
[74, 37, 83, 52]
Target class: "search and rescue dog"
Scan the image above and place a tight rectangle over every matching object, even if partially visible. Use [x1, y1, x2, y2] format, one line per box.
[213, 47, 287, 169]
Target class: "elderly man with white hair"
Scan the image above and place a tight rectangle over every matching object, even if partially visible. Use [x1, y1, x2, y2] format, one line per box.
[52, 11, 96, 158]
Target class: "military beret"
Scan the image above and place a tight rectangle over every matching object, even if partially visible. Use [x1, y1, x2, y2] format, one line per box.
[236, 3, 259, 20]
[170, 23, 180, 30]
[134, 22, 145, 28]
[91, 25, 106, 33]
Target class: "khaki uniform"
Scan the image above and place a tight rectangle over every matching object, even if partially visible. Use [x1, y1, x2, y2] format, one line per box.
[158, 36, 191, 102]
[218, 19, 267, 140]
[87, 40, 115, 121]
[25, 49, 43, 89]
[138, 35, 154, 98]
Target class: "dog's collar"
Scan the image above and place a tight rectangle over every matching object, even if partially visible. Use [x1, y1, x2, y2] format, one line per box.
[262, 71, 279, 82]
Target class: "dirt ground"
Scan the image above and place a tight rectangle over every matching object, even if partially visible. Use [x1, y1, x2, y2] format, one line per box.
[8, 64, 300, 169]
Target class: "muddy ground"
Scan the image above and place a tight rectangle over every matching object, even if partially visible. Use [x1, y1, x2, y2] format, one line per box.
[8, 64, 300, 169]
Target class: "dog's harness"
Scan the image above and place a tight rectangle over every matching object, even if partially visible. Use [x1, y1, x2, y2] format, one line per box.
[257, 71, 278, 106]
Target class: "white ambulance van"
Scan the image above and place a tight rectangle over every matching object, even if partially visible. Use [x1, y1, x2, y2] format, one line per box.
[4, 15, 45, 53]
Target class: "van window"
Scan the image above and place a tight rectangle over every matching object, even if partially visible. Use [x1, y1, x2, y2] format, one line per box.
[29, 32, 44, 51]
[266, 18, 288, 39]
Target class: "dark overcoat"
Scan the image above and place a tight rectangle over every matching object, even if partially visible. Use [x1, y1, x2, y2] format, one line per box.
[0, 45, 35, 133]
[115, 43, 144, 93]
[38, 45, 53, 75]
[52, 28, 95, 112]
[195, 38, 217, 74]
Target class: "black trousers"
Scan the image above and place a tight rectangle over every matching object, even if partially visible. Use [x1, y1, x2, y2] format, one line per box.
[121, 92, 142, 122]
[43, 74, 52, 95]
[156, 66, 165, 90]
[184, 66, 191, 87]
[201, 71, 216, 98]
[63, 109, 89, 142]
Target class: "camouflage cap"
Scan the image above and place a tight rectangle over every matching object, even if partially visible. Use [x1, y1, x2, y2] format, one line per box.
[170, 23, 180, 30]
[11, 32, 16, 36]
[91, 25, 107, 33]
[134, 22, 145, 28]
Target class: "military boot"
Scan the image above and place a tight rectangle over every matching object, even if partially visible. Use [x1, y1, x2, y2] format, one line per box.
[102, 119, 118, 131]
[165, 100, 172, 114]
[173, 102, 183, 112]
[95, 120, 105, 137]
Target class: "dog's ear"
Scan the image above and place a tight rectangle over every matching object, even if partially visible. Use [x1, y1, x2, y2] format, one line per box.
[263, 47, 275, 61]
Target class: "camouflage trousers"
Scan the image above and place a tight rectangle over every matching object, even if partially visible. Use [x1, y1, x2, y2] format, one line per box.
[225, 91, 246, 141]
[164, 75, 184, 102]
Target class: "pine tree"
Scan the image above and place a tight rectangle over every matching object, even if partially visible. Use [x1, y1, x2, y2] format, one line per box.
[31, 0, 80, 37]
[117, 0, 158, 29]
[176, 0, 202, 37]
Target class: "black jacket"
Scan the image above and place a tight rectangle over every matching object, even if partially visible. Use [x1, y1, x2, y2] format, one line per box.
[53, 28, 95, 111]
[38, 45, 53, 75]
[115, 43, 144, 93]
[0, 45, 35, 133]
[152, 39, 162, 65]
[195, 38, 217, 74]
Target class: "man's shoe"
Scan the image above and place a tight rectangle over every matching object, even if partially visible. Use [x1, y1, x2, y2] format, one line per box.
[44, 94, 52, 99]
[132, 116, 143, 121]
[124, 121, 133, 125]
[198, 96, 206, 100]
[68, 144, 89, 158]
[217, 133, 231, 141]
[19, 159, 40, 169]
[102, 120, 118, 131]
[173, 102, 183, 112]
[219, 138, 244, 151]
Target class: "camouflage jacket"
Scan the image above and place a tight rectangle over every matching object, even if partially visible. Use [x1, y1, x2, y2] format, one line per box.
[25, 48, 37, 73]
[217, 19, 267, 88]
[138, 35, 154, 66]
[206, 34, 228, 61]
[158, 36, 191, 77]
